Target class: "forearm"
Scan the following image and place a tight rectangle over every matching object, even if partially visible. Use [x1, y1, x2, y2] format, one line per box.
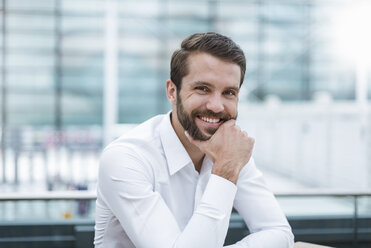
[223, 228, 294, 248]
[212, 160, 240, 184]
[173, 175, 237, 247]
[227, 158, 294, 248]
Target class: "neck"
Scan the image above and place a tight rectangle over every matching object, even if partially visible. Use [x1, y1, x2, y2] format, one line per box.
[170, 112, 205, 173]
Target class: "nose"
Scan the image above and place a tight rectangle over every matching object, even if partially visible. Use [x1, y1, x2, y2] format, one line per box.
[206, 94, 224, 113]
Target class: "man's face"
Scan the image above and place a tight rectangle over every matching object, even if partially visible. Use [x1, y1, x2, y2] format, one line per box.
[174, 52, 240, 141]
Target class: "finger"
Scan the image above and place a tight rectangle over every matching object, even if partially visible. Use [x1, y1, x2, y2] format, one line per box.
[221, 119, 236, 128]
[247, 137, 255, 146]
[242, 131, 248, 137]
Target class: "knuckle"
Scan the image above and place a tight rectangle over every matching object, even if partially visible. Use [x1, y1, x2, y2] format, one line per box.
[233, 125, 241, 132]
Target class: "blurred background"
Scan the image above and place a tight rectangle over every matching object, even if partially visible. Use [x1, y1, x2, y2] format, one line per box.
[0, 0, 370, 247]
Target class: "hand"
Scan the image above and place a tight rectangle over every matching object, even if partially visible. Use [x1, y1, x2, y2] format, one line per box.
[185, 120, 254, 184]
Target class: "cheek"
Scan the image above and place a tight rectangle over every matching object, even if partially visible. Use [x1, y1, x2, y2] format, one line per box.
[184, 94, 207, 109]
[225, 101, 238, 114]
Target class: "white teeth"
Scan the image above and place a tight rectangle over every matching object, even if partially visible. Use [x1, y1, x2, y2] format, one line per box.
[200, 116, 220, 123]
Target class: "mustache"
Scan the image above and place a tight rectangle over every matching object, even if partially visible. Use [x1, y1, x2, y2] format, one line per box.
[191, 109, 235, 121]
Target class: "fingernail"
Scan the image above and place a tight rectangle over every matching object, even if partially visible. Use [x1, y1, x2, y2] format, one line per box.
[184, 131, 189, 137]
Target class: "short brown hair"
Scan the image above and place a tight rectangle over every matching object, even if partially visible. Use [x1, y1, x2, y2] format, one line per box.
[170, 32, 246, 91]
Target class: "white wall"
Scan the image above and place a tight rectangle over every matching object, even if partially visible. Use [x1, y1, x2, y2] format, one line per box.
[238, 102, 371, 189]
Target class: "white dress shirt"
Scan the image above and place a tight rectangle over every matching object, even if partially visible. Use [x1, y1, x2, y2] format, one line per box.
[94, 113, 294, 248]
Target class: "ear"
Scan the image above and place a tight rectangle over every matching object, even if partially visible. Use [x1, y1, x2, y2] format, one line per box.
[166, 79, 177, 105]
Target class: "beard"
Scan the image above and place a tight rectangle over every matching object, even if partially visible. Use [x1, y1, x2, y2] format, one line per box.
[176, 92, 236, 141]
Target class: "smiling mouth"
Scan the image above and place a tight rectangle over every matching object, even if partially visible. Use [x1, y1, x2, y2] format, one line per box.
[198, 115, 222, 124]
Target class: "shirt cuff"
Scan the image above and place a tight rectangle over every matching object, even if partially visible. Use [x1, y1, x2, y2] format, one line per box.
[196, 174, 237, 219]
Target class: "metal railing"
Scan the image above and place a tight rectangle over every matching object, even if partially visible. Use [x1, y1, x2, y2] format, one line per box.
[1, 188, 370, 200]
[0, 189, 370, 246]
[0, 191, 97, 201]
[276, 189, 371, 248]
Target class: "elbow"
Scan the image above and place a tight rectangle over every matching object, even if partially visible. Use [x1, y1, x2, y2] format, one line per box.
[272, 222, 295, 247]
[282, 226, 295, 248]
[288, 232, 295, 248]
[265, 226, 295, 248]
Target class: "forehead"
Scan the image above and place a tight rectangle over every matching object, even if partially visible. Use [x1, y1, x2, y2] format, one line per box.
[183, 52, 241, 88]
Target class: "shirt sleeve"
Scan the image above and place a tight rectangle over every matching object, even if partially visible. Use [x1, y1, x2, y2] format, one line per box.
[98, 146, 237, 248]
[223, 158, 295, 248]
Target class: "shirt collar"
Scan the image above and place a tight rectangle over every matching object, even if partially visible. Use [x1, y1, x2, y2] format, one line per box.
[160, 112, 193, 175]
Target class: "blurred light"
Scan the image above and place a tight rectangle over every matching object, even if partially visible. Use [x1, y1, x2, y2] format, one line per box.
[313, 91, 333, 105]
[331, 1, 371, 66]
[264, 94, 282, 108]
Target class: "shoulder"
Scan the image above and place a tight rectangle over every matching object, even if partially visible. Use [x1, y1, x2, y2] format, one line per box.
[113, 114, 164, 141]
[111, 114, 166, 146]
[99, 114, 168, 178]
[104, 114, 165, 156]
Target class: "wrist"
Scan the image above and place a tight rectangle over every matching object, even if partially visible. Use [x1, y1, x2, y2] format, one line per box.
[212, 161, 240, 184]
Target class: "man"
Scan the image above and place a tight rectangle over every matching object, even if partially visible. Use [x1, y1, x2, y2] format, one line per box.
[94, 32, 294, 248]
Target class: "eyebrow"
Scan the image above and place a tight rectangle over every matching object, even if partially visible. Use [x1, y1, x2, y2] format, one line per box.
[191, 81, 240, 92]
[191, 81, 214, 88]
[225, 86, 240, 93]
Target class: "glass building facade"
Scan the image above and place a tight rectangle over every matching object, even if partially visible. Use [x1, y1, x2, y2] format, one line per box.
[1, 0, 371, 186]
[1, 0, 370, 129]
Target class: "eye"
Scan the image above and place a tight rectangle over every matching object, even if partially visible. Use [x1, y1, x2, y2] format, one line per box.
[223, 90, 237, 97]
[195, 86, 209, 93]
